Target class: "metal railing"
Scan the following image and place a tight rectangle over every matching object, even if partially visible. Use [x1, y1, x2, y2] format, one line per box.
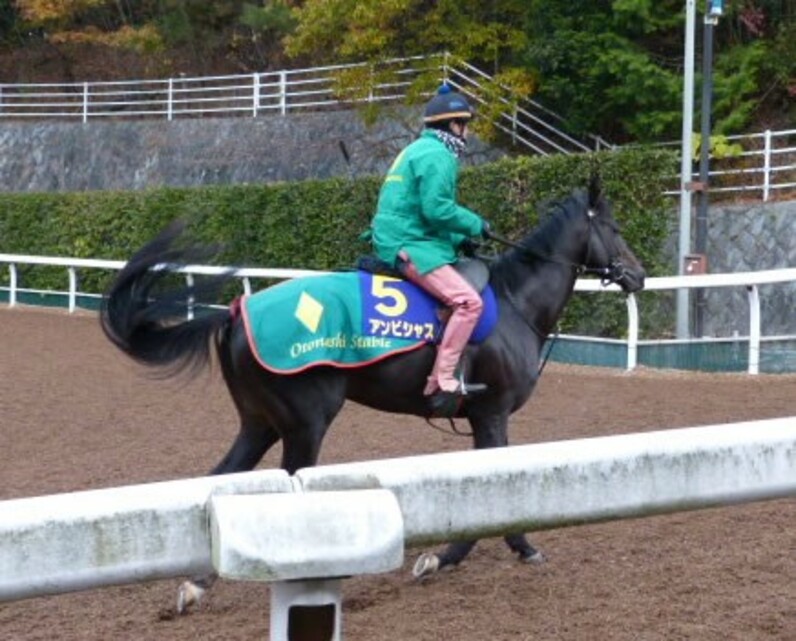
[3, 253, 795, 375]
[0, 53, 598, 156]
[0, 56, 436, 122]
[661, 129, 796, 202]
[1, 54, 792, 189]
[444, 57, 611, 155]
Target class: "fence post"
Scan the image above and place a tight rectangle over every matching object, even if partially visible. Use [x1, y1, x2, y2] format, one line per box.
[252, 73, 260, 117]
[82, 82, 89, 123]
[167, 78, 174, 121]
[68, 267, 77, 313]
[280, 71, 287, 115]
[270, 580, 342, 641]
[210, 490, 403, 641]
[626, 293, 639, 371]
[185, 273, 195, 320]
[762, 129, 772, 202]
[747, 285, 760, 375]
[8, 264, 17, 307]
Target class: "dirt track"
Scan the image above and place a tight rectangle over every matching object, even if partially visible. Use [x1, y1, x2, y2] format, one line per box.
[1, 307, 794, 640]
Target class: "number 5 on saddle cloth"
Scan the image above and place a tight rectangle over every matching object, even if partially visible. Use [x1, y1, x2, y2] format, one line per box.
[238, 259, 497, 374]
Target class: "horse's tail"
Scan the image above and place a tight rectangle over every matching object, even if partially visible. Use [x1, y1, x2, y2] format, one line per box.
[100, 219, 235, 379]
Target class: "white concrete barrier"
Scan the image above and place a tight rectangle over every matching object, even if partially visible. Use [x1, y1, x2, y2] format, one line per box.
[0, 469, 291, 601]
[210, 490, 404, 581]
[1, 417, 795, 608]
[296, 417, 796, 545]
[210, 490, 405, 641]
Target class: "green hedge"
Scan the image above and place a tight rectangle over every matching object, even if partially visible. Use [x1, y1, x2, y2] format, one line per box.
[0, 147, 677, 335]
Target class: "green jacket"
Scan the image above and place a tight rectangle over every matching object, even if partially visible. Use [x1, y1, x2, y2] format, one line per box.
[370, 130, 484, 274]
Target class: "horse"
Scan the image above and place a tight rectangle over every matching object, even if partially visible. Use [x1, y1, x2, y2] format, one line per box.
[99, 178, 646, 611]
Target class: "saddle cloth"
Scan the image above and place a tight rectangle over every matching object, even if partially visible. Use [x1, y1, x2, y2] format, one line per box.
[241, 270, 498, 374]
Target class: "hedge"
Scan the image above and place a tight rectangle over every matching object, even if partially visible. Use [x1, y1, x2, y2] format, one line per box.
[0, 147, 677, 335]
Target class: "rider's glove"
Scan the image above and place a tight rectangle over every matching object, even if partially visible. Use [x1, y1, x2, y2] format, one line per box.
[480, 220, 493, 239]
[458, 238, 481, 258]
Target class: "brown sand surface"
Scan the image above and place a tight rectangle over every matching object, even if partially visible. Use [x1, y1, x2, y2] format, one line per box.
[1, 307, 794, 640]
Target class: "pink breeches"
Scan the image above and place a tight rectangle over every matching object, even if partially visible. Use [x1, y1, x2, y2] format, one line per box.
[398, 252, 483, 394]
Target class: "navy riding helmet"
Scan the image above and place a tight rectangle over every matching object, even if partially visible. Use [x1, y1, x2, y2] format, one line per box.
[423, 83, 475, 124]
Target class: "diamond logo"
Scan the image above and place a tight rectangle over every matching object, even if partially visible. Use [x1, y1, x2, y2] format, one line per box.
[295, 291, 324, 333]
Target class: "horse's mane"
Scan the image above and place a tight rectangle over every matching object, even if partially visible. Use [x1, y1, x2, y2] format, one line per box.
[491, 188, 590, 288]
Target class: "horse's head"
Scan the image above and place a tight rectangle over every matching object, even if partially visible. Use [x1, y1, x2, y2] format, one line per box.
[577, 177, 646, 293]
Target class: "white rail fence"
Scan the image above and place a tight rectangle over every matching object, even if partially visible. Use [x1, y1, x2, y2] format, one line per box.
[0, 56, 432, 121]
[2, 254, 796, 375]
[0, 54, 594, 156]
[442, 57, 609, 155]
[0, 54, 796, 188]
[2, 417, 795, 640]
[2, 54, 794, 189]
[661, 128, 796, 202]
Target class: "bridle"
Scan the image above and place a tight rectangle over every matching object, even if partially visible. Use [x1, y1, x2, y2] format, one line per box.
[485, 208, 632, 355]
[485, 209, 630, 288]
[580, 210, 631, 287]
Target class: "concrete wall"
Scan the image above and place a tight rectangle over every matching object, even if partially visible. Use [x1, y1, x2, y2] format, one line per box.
[688, 200, 796, 336]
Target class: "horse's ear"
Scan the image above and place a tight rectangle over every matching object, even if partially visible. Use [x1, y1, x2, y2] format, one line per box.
[588, 173, 603, 207]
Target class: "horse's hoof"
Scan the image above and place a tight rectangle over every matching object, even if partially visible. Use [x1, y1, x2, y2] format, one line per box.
[520, 550, 546, 565]
[176, 581, 205, 614]
[412, 552, 440, 580]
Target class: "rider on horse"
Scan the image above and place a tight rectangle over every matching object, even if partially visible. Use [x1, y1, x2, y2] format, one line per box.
[368, 83, 492, 413]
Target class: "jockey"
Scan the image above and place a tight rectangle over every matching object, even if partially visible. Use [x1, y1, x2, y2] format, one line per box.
[369, 83, 491, 413]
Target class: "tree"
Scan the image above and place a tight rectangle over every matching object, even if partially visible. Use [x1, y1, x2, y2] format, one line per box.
[523, 0, 795, 143]
[283, 0, 535, 140]
[13, 0, 163, 57]
[522, 0, 685, 143]
[3, 0, 791, 141]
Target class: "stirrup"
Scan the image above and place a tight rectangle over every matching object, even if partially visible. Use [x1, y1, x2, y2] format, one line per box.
[428, 381, 487, 417]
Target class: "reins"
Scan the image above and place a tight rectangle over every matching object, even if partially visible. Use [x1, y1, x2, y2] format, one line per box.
[485, 222, 623, 286]
[424, 416, 472, 437]
[422, 212, 621, 439]
[485, 214, 626, 372]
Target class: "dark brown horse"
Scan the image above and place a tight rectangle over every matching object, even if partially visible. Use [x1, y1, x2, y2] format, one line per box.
[100, 179, 645, 610]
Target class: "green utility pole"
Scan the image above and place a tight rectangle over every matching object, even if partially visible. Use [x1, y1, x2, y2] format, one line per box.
[694, 0, 723, 337]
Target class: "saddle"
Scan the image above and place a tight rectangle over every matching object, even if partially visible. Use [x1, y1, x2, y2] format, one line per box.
[356, 255, 491, 294]
[356, 255, 493, 417]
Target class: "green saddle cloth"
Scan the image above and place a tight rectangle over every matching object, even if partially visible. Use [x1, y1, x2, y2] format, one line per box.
[241, 271, 439, 373]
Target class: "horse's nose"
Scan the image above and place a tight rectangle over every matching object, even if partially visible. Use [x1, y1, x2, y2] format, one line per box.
[626, 266, 646, 292]
[636, 270, 647, 291]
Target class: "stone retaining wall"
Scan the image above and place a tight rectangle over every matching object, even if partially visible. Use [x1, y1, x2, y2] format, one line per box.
[698, 199, 796, 336]
[0, 110, 500, 193]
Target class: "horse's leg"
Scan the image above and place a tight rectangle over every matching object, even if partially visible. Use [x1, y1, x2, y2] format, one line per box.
[279, 384, 346, 474]
[413, 410, 506, 578]
[413, 533, 543, 579]
[504, 533, 545, 564]
[177, 416, 281, 613]
[413, 409, 543, 579]
[209, 419, 282, 475]
[473, 410, 544, 564]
